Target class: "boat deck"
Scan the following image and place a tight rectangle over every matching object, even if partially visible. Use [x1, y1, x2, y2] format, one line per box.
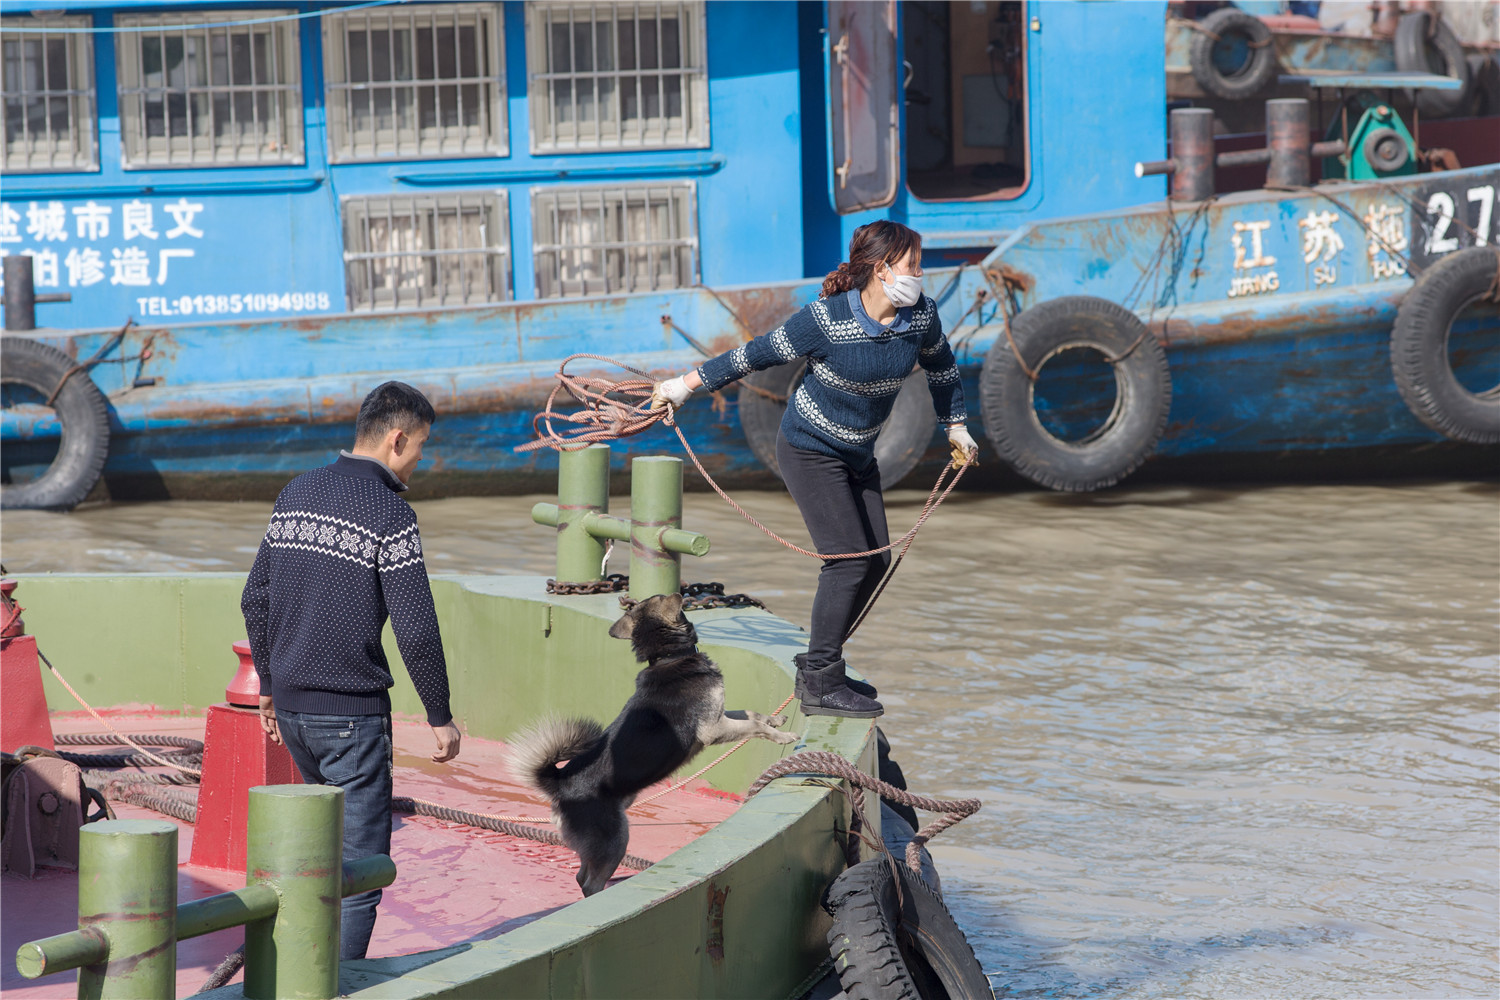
[2, 710, 741, 998]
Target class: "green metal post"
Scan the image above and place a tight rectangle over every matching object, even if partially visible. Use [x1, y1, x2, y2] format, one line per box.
[630, 456, 685, 601]
[77, 819, 177, 1000]
[555, 444, 611, 584]
[244, 785, 343, 1000]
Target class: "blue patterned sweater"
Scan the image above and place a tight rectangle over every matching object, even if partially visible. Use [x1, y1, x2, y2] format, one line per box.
[240, 454, 452, 726]
[695, 289, 966, 470]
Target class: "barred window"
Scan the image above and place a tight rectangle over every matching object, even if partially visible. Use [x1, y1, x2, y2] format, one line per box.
[532, 184, 697, 298]
[115, 11, 303, 168]
[343, 193, 511, 311]
[324, 3, 505, 163]
[2, 17, 97, 173]
[525, 2, 708, 153]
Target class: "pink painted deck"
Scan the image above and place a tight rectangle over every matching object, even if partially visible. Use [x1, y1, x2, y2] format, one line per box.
[2, 711, 741, 998]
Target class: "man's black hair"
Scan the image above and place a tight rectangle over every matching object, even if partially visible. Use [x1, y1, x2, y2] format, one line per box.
[354, 381, 436, 444]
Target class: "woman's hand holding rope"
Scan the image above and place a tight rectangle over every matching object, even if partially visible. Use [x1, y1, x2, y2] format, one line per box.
[517, 354, 968, 574]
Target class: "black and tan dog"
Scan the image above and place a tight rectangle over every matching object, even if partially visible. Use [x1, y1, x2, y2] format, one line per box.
[508, 592, 798, 896]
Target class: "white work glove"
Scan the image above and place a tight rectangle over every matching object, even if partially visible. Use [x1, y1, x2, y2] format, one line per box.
[946, 425, 979, 467]
[650, 375, 694, 411]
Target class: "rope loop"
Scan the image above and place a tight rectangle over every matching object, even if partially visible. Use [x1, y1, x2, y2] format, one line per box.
[746, 750, 981, 873]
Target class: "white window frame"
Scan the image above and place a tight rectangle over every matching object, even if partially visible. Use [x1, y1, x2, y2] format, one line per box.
[115, 10, 304, 169]
[531, 182, 698, 299]
[1, 15, 98, 173]
[323, 2, 507, 163]
[342, 191, 512, 311]
[525, 1, 708, 154]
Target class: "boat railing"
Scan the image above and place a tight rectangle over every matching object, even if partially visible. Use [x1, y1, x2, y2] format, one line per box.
[531, 444, 711, 601]
[14, 784, 394, 1000]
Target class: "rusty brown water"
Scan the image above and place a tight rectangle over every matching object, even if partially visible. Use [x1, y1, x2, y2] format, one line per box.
[4, 478, 1497, 998]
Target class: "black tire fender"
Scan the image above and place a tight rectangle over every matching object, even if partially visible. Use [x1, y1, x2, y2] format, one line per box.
[1391, 246, 1500, 444]
[1394, 12, 1472, 119]
[980, 296, 1171, 493]
[823, 858, 993, 1000]
[1, 337, 110, 511]
[738, 361, 937, 487]
[1188, 8, 1277, 100]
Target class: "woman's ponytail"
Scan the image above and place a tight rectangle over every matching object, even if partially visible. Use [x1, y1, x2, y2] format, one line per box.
[816, 221, 922, 300]
[820, 262, 856, 299]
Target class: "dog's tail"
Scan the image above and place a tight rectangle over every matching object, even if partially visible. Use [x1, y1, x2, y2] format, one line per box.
[506, 716, 604, 799]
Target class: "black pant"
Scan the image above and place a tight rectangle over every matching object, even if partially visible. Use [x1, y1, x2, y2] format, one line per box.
[777, 434, 891, 673]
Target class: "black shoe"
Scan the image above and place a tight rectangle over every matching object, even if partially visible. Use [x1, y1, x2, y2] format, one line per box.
[794, 653, 877, 699]
[800, 684, 884, 719]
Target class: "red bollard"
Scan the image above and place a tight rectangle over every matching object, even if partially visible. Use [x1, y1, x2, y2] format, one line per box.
[189, 641, 301, 872]
[0, 580, 56, 754]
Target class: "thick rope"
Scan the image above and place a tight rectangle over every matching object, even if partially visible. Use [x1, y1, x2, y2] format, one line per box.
[35, 646, 204, 776]
[746, 750, 981, 874]
[393, 797, 652, 871]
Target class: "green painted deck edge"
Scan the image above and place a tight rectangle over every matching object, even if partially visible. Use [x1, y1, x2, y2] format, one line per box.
[15, 573, 877, 999]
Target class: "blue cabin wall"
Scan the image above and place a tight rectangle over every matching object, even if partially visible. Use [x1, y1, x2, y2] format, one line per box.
[2, 1, 805, 331]
[800, 1, 1169, 258]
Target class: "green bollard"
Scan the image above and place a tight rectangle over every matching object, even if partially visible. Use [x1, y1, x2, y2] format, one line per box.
[244, 785, 343, 1000]
[554, 444, 612, 584]
[77, 819, 178, 1000]
[630, 456, 685, 601]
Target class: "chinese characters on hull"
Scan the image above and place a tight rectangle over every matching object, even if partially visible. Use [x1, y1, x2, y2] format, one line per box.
[1228, 219, 1278, 298]
[1364, 203, 1409, 280]
[0, 199, 203, 289]
[1299, 210, 1344, 288]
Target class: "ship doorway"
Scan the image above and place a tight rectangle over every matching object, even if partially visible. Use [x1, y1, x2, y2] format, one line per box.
[903, 1, 1028, 202]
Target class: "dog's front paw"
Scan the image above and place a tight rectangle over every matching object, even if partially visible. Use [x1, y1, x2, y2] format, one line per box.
[773, 730, 800, 745]
[768, 714, 788, 729]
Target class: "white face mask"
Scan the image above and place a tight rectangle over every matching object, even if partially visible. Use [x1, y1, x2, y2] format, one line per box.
[879, 264, 923, 308]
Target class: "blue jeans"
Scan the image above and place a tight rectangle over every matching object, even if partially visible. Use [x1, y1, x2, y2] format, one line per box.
[275, 709, 393, 961]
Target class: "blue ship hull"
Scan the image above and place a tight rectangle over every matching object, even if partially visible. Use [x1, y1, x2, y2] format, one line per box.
[6, 165, 1497, 499]
[1, 2, 1494, 498]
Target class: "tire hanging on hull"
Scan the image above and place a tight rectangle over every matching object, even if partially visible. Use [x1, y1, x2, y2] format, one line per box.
[1, 337, 110, 511]
[979, 296, 1171, 493]
[1188, 8, 1277, 100]
[823, 858, 994, 1000]
[1390, 246, 1500, 444]
[738, 360, 937, 487]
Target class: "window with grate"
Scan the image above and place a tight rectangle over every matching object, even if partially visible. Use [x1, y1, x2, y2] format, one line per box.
[324, 4, 505, 163]
[532, 184, 697, 298]
[525, 2, 707, 153]
[1, 17, 97, 173]
[343, 193, 511, 311]
[115, 11, 303, 168]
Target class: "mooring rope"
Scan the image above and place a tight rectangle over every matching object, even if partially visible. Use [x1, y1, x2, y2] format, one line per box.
[746, 750, 982, 874]
[514, 354, 969, 561]
[392, 797, 653, 871]
[33, 643, 204, 776]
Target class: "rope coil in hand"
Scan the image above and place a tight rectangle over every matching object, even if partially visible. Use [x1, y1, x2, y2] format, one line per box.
[514, 354, 969, 565]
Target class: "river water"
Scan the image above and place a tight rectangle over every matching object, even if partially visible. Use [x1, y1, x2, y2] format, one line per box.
[4, 477, 1497, 999]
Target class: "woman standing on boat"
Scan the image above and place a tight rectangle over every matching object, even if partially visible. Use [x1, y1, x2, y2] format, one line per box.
[652, 221, 978, 719]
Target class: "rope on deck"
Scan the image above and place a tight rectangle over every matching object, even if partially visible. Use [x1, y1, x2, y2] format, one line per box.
[392, 797, 652, 871]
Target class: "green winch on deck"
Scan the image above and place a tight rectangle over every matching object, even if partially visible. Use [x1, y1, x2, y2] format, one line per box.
[1325, 104, 1419, 181]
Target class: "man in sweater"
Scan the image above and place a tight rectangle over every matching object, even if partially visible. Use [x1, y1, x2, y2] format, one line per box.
[240, 380, 460, 961]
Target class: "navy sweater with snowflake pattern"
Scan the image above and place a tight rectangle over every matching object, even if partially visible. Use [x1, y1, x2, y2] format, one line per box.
[240, 454, 452, 727]
[695, 290, 966, 471]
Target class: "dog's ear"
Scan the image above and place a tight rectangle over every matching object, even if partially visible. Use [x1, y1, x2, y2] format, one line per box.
[660, 591, 686, 622]
[607, 605, 637, 640]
